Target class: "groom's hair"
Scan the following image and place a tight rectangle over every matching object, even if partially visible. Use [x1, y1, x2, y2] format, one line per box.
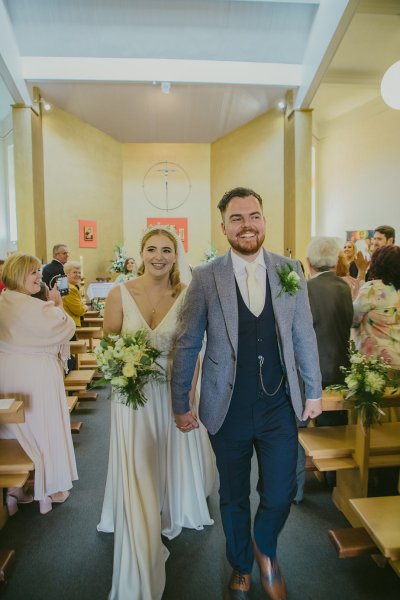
[218, 187, 263, 217]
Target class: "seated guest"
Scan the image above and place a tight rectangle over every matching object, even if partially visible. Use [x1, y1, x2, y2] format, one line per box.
[41, 243, 69, 288]
[353, 245, 400, 369]
[113, 257, 137, 285]
[0, 253, 78, 515]
[343, 241, 358, 277]
[63, 261, 87, 326]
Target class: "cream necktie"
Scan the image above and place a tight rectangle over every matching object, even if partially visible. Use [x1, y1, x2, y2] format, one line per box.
[245, 262, 264, 317]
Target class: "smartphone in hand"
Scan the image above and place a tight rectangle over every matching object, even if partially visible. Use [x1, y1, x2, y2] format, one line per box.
[57, 275, 70, 296]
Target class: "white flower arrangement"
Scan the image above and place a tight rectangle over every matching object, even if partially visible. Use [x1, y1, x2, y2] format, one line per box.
[202, 243, 218, 263]
[327, 341, 400, 427]
[109, 244, 128, 273]
[91, 299, 105, 317]
[94, 330, 165, 409]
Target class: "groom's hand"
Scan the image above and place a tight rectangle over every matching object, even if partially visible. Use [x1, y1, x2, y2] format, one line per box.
[301, 399, 322, 421]
[174, 411, 199, 433]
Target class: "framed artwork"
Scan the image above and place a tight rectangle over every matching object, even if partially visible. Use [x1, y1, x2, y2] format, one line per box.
[79, 219, 97, 248]
[346, 229, 374, 257]
[146, 217, 188, 252]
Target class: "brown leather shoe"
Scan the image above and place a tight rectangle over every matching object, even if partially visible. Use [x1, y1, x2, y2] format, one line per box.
[253, 542, 287, 600]
[223, 570, 251, 599]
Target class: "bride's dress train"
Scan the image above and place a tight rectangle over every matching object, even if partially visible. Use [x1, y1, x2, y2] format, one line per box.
[97, 284, 215, 600]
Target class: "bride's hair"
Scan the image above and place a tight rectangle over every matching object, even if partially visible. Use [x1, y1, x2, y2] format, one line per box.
[137, 228, 182, 297]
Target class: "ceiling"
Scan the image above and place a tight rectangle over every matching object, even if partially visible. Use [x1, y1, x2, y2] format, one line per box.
[0, 0, 399, 142]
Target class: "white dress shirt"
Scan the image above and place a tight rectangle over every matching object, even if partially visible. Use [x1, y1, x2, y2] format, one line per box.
[231, 249, 266, 309]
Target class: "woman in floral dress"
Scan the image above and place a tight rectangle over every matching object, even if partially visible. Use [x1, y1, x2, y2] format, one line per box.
[352, 245, 400, 369]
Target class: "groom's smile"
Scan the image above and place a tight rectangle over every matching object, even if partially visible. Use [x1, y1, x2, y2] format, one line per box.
[221, 195, 266, 258]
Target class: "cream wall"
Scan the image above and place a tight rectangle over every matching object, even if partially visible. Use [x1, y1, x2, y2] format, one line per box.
[122, 144, 210, 267]
[211, 109, 285, 255]
[42, 107, 123, 283]
[316, 98, 400, 243]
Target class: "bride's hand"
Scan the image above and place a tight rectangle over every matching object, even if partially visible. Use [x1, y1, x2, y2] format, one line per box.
[174, 411, 199, 433]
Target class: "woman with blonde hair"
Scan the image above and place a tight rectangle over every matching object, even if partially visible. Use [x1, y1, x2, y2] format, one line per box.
[97, 227, 214, 600]
[336, 250, 360, 300]
[343, 240, 358, 277]
[0, 253, 77, 515]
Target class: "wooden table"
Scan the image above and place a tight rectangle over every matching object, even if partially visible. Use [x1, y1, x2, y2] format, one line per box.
[349, 496, 400, 562]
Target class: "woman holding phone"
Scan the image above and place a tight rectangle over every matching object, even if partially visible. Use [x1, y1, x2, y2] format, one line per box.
[0, 253, 78, 515]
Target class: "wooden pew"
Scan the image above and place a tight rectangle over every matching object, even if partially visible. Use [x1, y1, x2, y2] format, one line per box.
[81, 316, 104, 328]
[299, 395, 400, 526]
[67, 395, 83, 434]
[75, 327, 102, 350]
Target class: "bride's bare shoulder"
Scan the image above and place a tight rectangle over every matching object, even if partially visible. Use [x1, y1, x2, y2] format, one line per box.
[124, 278, 144, 296]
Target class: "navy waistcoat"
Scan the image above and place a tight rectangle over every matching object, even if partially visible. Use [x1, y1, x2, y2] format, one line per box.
[233, 271, 285, 401]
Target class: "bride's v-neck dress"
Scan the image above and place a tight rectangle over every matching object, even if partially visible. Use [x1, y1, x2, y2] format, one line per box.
[98, 284, 215, 600]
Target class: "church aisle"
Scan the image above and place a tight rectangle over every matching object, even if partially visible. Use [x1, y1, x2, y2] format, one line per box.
[1, 388, 399, 599]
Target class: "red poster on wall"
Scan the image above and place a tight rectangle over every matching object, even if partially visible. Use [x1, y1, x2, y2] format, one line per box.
[79, 220, 97, 248]
[146, 217, 188, 252]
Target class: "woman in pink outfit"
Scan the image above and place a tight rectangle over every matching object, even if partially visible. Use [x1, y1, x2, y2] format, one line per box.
[0, 253, 78, 515]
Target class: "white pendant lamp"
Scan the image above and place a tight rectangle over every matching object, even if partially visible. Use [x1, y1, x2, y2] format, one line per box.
[381, 60, 400, 110]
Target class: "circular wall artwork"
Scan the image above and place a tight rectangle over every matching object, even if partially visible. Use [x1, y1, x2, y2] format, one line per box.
[142, 161, 191, 211]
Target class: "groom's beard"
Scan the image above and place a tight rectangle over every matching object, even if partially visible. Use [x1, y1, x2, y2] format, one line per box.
[228, 227, 265, 256]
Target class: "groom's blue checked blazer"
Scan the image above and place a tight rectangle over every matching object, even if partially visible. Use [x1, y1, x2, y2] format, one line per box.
[171, 249, 322, 435]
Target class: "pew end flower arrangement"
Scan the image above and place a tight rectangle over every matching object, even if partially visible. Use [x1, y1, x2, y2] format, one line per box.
[94, 330, 165, 409]
[91, 299, 105, 317]
[109, 244, 128, 274]
[326, 341, 400, 428]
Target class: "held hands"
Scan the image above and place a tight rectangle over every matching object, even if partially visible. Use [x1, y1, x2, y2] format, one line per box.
[301, 399, 322, 421]
[48, 286, 63, 308]
[174, 411, 199, 433]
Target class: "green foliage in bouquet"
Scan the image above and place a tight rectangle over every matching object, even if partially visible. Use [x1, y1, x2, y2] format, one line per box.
[94, 330, 165, 409]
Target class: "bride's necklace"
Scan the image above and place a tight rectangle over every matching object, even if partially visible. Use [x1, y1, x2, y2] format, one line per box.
[142, 283, 171, 315]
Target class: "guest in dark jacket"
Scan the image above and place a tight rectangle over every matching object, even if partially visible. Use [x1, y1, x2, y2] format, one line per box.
[42, 244, 69, 288]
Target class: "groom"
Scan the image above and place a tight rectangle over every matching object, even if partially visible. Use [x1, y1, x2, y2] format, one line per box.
[172, 187, 322, 600]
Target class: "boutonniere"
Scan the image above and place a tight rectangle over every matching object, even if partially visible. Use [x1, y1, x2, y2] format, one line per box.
[276, 263, 301, 297]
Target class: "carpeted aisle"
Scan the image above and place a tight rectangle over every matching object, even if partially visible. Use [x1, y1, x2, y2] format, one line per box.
[1, 388, 399, 599]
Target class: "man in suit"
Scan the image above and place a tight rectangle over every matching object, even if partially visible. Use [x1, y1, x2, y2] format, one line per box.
[306, 237, 353, 395]
[172, 188, 322, 600]
[299, 237, 353, 492]
[42, 244, 70, 288]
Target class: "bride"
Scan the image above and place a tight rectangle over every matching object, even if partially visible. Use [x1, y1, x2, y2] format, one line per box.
[97, 227, 215, 600]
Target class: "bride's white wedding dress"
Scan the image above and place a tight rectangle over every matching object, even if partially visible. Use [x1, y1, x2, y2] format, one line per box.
[97, 284, 215, 600]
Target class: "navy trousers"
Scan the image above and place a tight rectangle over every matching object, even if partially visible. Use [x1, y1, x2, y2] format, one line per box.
[209, 389, 298, 574]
